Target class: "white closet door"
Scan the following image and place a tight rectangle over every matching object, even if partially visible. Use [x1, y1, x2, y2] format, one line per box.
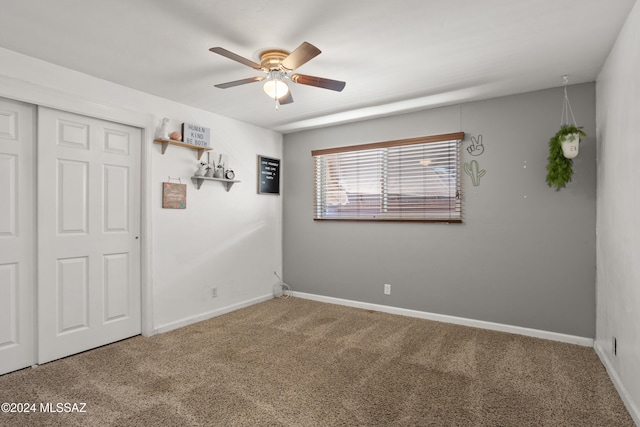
[37, 107, 141, 364]
[0, 98, 35, 375]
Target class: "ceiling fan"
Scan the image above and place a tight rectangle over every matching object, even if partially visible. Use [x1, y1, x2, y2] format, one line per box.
[209, 42, 346, 106]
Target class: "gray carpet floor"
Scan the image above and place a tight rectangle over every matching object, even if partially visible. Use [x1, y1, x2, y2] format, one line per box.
[0, 297, 634, 426]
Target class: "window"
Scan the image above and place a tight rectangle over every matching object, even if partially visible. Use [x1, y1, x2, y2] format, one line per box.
[313, 132, 464, 222]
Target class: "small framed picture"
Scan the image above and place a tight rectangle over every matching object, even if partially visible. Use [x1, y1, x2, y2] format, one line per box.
[162, 182, 186, 209]
[258, 155, 280, 195]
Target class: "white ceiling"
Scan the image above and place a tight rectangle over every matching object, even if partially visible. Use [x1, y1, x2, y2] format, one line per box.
[0, 0, 635, 133]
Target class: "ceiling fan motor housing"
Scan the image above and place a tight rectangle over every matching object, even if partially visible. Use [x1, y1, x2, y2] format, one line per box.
[260, 50, 290, 71]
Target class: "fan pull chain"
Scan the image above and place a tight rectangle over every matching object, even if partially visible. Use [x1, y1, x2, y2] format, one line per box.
[274, 75, 280, 110]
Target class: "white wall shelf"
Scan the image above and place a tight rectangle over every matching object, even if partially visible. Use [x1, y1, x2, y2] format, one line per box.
[191, 176, 240, 192]
[154, 138, 212, 160]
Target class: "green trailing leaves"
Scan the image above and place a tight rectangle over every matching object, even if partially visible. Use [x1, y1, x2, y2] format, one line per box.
[545, 125, 586, 190]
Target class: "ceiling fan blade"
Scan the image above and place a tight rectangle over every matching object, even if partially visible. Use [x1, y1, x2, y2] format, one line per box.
[279, 91, 294, 105]
[209, 47, 262, 70]
[281, 42, 321, 70]
[214, 76, 264, 89]
[291, 74, 346, 92]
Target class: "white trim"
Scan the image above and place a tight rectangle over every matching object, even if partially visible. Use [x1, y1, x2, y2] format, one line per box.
[594, 342, 640, 426]
[290, 292, 594, 347]
[153, 294, 274, 335]
[139, 126, 154, 337]
[0, 75, 153, 129]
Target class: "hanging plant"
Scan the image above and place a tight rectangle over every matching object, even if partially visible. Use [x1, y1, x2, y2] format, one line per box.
[546, 125, 586, 190]
[545, 76, 586, 190]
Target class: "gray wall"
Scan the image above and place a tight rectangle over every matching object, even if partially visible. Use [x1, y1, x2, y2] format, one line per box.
[283, 83, 596, 338]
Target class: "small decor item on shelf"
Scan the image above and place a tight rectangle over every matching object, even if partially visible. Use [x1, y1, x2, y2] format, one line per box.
[205, 152, 215, 177]
[157, 117, 170, 139]
[225, 169, 235, 180]
[213, 164, 224, 178]
[182, 122, 211, 148]
[169, 131, 182, 141]
[194, 160, 207, 177]
[545, 76, 587, 190]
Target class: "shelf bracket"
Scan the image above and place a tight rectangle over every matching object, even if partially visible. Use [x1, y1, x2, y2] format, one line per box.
[192, 177, 204, 190]
[160, 140, 170, 154]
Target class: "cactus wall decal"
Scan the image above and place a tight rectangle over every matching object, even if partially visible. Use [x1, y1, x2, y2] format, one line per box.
[464, 160, 486, 186]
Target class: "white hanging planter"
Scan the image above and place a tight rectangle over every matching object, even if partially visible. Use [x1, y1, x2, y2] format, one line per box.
[561, 133, 581, 159]
[545, 76, 587, 190]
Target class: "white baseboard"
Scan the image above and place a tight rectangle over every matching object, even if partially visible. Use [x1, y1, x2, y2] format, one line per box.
[290, 291, 594, 347]
[153, 293, 273, 335]
[594, 342, 640, 426]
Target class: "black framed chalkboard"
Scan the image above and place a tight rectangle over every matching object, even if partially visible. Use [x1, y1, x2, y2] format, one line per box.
[258, 155, 280, 195]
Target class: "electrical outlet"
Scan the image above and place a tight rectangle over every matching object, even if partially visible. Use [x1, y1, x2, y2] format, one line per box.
[211, 287, 218, 298]
[384, 284, 391, 295]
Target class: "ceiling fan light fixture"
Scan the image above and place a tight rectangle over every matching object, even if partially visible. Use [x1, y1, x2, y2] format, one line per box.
[263, 71, 289, 100]
[263, 79, 289, 99]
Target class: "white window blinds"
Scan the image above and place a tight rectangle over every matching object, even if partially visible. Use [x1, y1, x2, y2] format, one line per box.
[312, 132, 464, 222]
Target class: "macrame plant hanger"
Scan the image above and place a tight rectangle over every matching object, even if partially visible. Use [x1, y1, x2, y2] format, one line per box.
[560, 75, 578, 128]
[559, 75, 582, 159]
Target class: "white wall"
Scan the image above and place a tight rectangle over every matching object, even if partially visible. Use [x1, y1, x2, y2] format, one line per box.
[595, 1, 640, 424]
[0, 47, 283, 334]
